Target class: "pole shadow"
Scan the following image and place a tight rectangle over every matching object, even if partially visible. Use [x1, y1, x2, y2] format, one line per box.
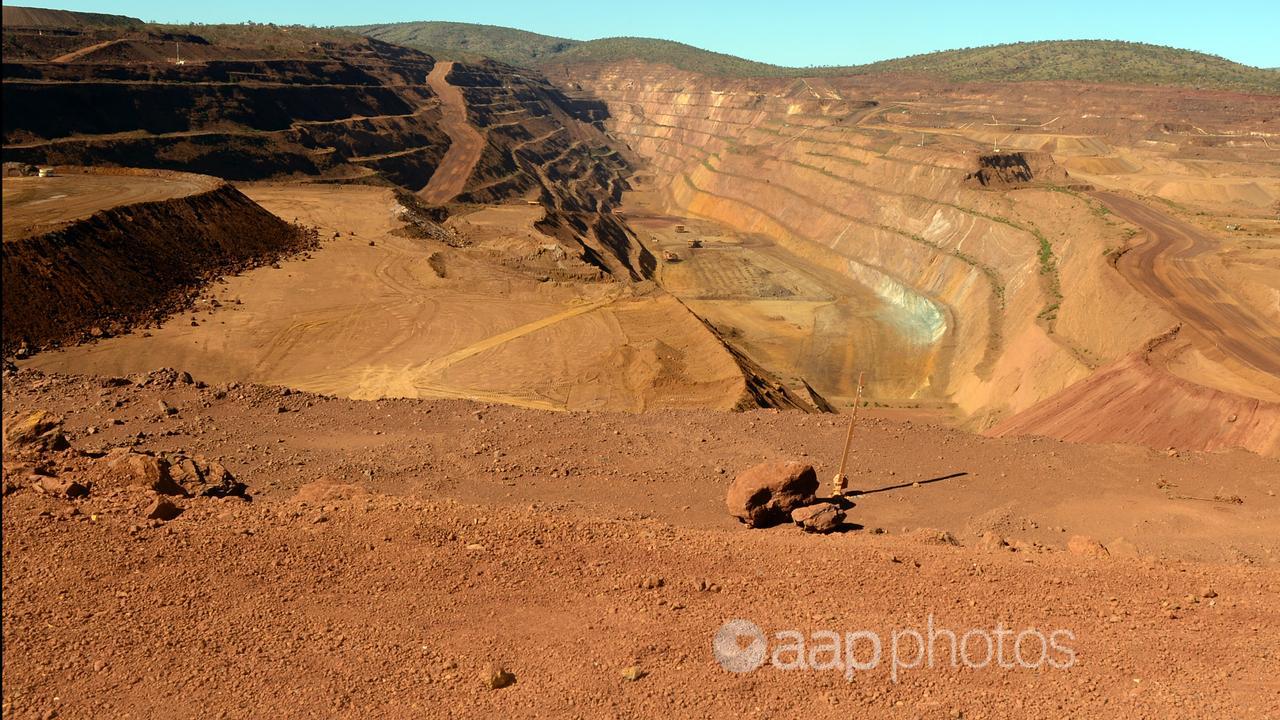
[845, 471, 968, 497]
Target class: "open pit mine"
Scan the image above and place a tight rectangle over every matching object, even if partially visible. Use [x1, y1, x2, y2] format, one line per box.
[2, 6, 1279, 718]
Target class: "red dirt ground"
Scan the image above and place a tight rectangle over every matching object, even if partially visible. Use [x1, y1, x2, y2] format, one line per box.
[3, 368, 1278, 718]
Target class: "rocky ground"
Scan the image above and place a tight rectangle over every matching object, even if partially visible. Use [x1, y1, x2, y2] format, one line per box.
[3, 367, 1278, 718]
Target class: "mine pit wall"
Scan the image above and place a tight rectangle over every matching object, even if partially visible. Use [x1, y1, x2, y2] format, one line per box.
[560, 62, 1173, 424]
[2, 170, 309, 355]
[445, 61, 652, 280]
[2, 46, 452, 187]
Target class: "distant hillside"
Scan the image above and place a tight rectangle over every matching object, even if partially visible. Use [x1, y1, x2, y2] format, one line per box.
[355, 22, 781, 75]
[549, 37, 784, 76]
[1, 5, 141, 29]
[355, 22, 1280, 94]
[859, 41, 1280, 93]
[350, 21, 574, 65]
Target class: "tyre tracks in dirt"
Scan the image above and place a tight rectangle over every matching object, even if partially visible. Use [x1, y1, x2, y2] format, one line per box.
[1094, 190, 1280, 380]
[419, 61, 485, 205]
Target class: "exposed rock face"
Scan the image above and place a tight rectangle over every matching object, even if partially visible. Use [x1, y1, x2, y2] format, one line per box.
[2, 31, 450, 184]
[164, 452, 245, 498]
[558, 63, 1202, 434]
[443, 61, 646, 280]
[99, 448, 245, 498]
[3, 410, 68, 452]
[725, 461, 818, 528]
[963, 151, 1072, 189]
[790, 502, 844, 533]
[105, 450, 187, 496]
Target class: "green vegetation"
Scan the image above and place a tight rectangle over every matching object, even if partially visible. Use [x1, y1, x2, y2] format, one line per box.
[855, 40, 1279, 94]
[346, 21, 575, 65]
[151, 22, 366, 52]
[546, 37, 784, 75]
[352, 22, 1280, 94]
[1, 5, 143, 30]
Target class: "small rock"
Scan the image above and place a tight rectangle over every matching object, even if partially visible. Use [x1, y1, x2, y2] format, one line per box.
[1201, 587, 1218, 599]
[620, 665, 646, 681]
[178, 371, 194, 385]
[1067, 535, 1109, 558]
[976, 532, 1009, 551]
[485, 664, 516, 689]
[1105, 537, 1140, 557]
[35, 476, 89, 499]
[157, 400, 178, 416]
[144, 498, 183, 522]
[790, 502, 844, 533]
[640, 575, 664, 589]
[913, 528, 960, 546]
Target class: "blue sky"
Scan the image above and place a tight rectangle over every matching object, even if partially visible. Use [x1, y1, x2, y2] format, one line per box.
[19, 0, 1280, 68]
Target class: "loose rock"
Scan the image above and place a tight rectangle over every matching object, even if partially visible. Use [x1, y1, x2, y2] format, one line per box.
[485, 664, 516, 689]
[790, 502, 844, 533]
[976, 532, 1010, 551]
[1067, 535, 1109, 558]
[36, 476, 89, 499]
[144, 498, 183, 521]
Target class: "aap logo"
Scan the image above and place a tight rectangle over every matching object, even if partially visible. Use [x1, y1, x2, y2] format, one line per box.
[712, 619, 767, 673]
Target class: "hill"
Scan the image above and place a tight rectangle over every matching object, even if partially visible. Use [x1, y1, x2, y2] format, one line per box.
[356, 22, 1280, 93]
[349, 20, 576, 65]
[354, 22, 781, 75]
[1, 5, 141, 29]
[859, 40, 1280, 93]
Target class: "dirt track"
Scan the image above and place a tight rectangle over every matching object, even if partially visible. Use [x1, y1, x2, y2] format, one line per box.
[1095, 191, 1280, 379]
[420, 61, 485, 204]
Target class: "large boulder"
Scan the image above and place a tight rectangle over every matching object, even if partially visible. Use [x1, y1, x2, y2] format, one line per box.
[4, 410, 69, 452]
[790, 502, 844, 534]
[726, 461, 818, 528]
[104, 449, 187, 496]
[165, 453, 245, 498]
